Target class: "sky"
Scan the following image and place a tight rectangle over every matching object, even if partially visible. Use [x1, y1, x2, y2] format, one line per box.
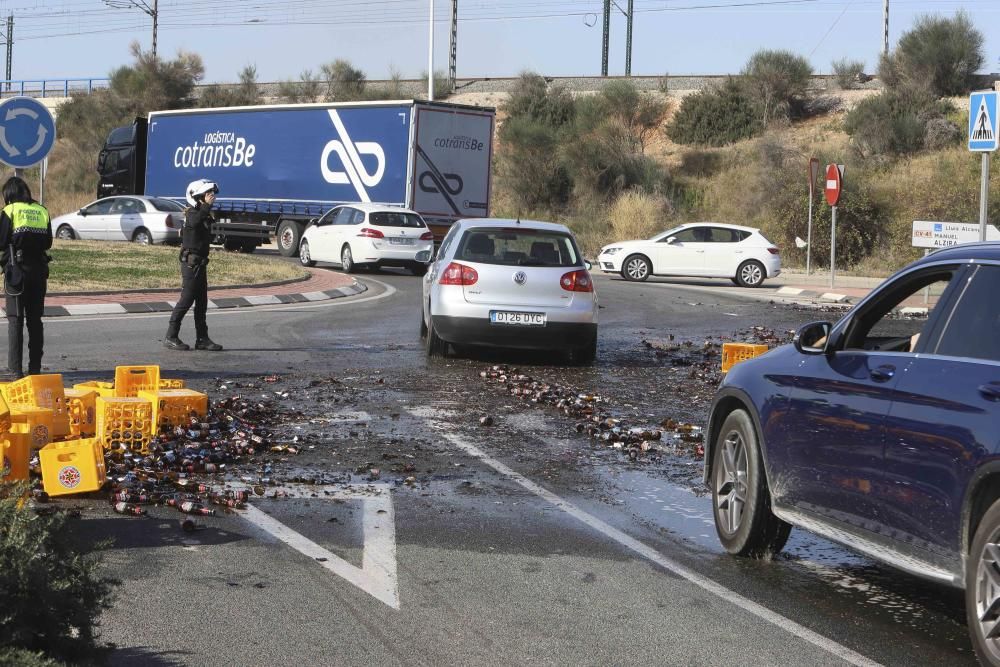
[0, 0, 998, 85]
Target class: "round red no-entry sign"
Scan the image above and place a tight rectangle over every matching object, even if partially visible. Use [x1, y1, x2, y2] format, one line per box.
[825, 164, 842, 206]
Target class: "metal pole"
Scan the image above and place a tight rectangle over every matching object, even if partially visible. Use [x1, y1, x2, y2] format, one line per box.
[601, 0, 610, 76]
[882, 0, 889, 55]
[830, 206, 837, 288]
[625, 0, 633, 77]
[807, 195, 813, 275]
[923, 249, 930, 304]
[448, 0, 457, 92]
[151, 0, 158, 59]
[428, 0, 434, 101]
[980, 152, 990, 242]
[5, 15, 12, 91]
[39, 157, 45, 206]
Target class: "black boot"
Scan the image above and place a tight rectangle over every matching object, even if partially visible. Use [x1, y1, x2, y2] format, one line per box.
[195, 337, 223, 351]
[164, 336, 190, 351]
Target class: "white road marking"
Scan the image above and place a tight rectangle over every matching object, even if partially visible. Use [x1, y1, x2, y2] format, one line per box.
[241, 483, 400, 609]
[45, 277, 397, 324]
[409, 408, 883, 667]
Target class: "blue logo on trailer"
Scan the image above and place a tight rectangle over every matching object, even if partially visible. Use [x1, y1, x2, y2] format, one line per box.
[969, 91, 999, 152]
[144, 105, 411, 205]
[0, 97, 56, 168]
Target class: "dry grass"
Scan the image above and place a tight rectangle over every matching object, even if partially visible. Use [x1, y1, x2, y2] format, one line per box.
[609, 190, 672, 242]
[48, 240, 307, 292]
[44, 190, 94, 218]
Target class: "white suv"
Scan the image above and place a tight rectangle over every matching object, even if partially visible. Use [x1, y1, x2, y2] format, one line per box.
[298, 203, 434, 275]
[421, 218, 598, 364]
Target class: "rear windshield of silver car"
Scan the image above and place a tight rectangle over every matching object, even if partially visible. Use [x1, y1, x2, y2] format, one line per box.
[369, 212, 425, 228]
[149, 198, 185, 212]
[455, 228, 581, 267]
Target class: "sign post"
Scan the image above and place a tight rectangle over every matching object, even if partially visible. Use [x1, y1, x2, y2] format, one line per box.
[968, 90, 999, 242]
[824, 163, 843, 289]
[807, 157, 819, 275]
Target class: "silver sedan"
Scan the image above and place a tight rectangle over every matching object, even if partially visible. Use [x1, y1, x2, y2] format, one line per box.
[421, 218, 598, 364]
[51, 195, 185, 244]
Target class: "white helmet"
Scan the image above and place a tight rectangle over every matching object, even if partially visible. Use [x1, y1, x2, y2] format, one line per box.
[185, 178, 219, 207]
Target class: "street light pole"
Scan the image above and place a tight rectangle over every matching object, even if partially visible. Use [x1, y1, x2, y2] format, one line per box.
[428, 0, 434, 101]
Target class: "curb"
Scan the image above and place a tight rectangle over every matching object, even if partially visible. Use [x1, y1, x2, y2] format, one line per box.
[22, 281, 368, 318]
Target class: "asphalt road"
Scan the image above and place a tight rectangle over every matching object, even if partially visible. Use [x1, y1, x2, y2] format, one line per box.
[25, 269, 975, 666]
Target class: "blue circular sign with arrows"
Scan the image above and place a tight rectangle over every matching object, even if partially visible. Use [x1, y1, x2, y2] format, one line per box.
[0, 96, 56, 168]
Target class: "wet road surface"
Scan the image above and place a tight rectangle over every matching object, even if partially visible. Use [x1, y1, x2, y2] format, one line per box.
[31, 269, 975, 665]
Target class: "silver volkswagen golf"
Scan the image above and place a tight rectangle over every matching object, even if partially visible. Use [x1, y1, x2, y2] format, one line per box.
[420, 219, 599, 364]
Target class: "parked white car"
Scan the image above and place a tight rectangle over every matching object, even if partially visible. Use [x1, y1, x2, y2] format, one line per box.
[421, 218, 598, 364]
[597, 222, 781, 287]
[52, 196, 185, 244]
[298, 203, 433, 275]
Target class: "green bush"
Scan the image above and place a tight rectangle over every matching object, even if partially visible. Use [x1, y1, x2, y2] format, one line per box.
[198, 64, 262, 108]
[741, 49, 812, 124]
[0, 648, 61, 667]
[843, 89, 953, 157]
[495, 117, 572, 214]
[0, 487, 117, 662]
[321, 59, 367, 101]
[503, 72, 575, 128]
[832, 58, 865, 89]
[886, 11, 984, 96]
[667, 78, 760, 147]
[277, 69, 322, 104]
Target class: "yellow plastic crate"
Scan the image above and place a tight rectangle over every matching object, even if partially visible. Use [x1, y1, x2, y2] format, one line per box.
[96, 397, 154, 453]
[138, 388, 208, 430]
[3, 374, 69, 438]
[10, 405, 55, 450]
[72, 380, 115, 398]
[64, 388, 97, 438]
[0, 390, 10, 434]
[721, 343, 770, 373]
[0, 432, 31, 481]
[159, 378, 186, 389]
[39, 438, 106, 496]
[114, 365, 161, 398]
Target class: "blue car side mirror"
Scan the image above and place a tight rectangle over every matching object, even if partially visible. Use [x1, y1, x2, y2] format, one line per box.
[794, 321, 832, 355]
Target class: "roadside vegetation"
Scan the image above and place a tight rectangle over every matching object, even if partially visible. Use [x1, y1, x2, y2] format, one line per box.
[35, 10, 1000, 276]
[49, 241, 307, 292]
[0, 486, 117, 665]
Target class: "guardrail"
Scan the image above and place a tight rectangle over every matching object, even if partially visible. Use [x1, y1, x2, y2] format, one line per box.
[0, 78, 109, 99]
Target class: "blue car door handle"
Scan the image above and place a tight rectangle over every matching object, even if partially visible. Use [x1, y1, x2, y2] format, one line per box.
[870, 365, 896, 382]
[979, 383, 1000, 402]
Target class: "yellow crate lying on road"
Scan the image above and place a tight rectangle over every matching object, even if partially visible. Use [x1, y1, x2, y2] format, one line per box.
[721, 343, 769, 373]
[65, 387, 98, 438]
[10, 405, 55, 450]
[96, 396, 154, 453]
[73, 380, 115, 399]
[138, 389, 208, 431]
[0, 432, 31, 482]
[39, 437, 106, 496]
[3, 374, 69, 438]
[159, 378, 186, 389]
[114, 365, 161, 398]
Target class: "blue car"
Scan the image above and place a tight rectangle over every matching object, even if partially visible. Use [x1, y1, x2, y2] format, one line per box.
[704, 242, 1000, 664]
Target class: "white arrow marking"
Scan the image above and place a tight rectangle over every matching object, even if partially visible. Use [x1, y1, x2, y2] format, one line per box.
[6, 107, 38, 121]
[0, 127, 19, 157]
[25, 125, 47, 157]
[241, 483, 400, 609]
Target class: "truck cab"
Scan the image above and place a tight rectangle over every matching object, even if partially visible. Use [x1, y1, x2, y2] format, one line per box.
[97, 118, 147, 199]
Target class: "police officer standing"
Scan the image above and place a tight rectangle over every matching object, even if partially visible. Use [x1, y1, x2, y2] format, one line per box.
[164, 178, 223, 351]
[0, 176, 52, 378]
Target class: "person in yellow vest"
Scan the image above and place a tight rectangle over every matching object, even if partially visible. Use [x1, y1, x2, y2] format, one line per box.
[0, 176, 52, 378]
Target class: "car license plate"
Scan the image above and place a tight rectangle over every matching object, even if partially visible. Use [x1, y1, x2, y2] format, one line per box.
[490, 311, 546, 326]
[389, 237, 414, 245]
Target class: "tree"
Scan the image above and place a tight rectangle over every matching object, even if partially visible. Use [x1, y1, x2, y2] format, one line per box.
[321, 59, 366, 101]
[108, 41, 204, 113]
[198, 64, 262, 108]
[741, 49, 812, 124]
[889, 11, 984, 96]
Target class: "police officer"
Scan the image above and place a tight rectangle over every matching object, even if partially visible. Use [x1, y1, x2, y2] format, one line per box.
[0, 176, 52, 378]
[164, 179, 223, 351]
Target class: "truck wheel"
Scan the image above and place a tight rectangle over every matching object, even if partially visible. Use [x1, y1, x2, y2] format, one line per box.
[239, 240, 258, 254]
[223, 239, 242, 252]
[277, 220, 302, 257]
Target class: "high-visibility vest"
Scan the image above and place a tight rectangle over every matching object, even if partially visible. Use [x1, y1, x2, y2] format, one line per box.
[3, 202, 49, 236]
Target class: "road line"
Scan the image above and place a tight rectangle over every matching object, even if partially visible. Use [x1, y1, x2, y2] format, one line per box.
[241, 483, 400, 609]
[44, 277, 397, 324]
[409, 409, 883, 667]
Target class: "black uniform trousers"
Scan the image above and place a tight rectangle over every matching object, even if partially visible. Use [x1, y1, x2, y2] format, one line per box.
[167, 260, 208, 340]
[6, 267, 47, 376]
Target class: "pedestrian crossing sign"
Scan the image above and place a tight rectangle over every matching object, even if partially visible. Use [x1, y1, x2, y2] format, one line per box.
[969, 91, 999, 152]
